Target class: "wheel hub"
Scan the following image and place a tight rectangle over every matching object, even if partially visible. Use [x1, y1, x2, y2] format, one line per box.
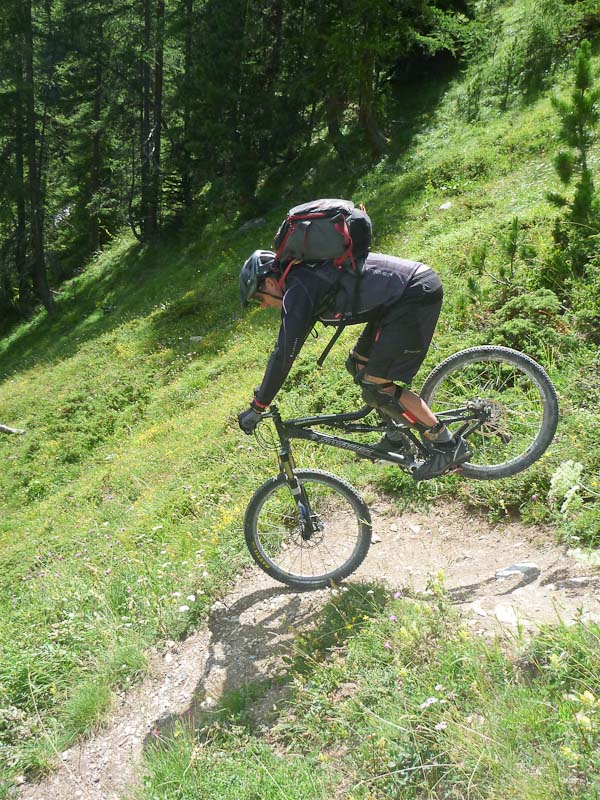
[481, 399, 512, 443]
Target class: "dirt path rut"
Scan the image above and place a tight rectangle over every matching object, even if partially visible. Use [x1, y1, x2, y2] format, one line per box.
[19, 501, 600, 800]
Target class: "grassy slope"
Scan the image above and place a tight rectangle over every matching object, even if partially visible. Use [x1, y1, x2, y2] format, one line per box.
[1, 9, 599, 795]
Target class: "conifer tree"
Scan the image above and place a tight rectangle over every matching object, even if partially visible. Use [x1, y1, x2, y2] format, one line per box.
[548, 39, 600, 280]
[0, 0, 474, 324]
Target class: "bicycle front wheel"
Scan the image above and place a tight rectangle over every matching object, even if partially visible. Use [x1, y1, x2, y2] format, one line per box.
[244, 469, 372, 590]
[420, 346, 559, 480]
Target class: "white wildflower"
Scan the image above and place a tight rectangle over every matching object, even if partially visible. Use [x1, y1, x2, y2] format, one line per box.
[549, 461, 584, 507]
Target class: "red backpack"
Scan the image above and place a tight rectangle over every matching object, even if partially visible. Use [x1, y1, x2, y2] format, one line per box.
[273, 199, 372, 286]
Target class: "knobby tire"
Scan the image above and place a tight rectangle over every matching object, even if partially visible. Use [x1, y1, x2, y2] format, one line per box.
[244, 469, 372, 590]
[420, 345, 559, 480]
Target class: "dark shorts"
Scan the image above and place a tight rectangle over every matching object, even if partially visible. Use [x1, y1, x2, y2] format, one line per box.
[353, 269, 443, 385]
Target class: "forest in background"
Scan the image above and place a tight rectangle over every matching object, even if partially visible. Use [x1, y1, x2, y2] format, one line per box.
[1, 0, 598, 328]
[0, 0, 476, 323]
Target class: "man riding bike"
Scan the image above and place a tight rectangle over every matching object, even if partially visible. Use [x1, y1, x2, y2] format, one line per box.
[237, 249, 470, 480]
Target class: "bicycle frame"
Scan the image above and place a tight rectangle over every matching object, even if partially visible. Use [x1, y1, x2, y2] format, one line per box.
[265, 401, 488, 474]
[257, 400, 487, 541]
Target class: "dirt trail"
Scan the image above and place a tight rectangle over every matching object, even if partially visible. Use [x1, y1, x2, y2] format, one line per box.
[18, 501, 600, 800]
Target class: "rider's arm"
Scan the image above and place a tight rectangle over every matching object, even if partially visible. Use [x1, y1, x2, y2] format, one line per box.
[253, 279, 318, 408]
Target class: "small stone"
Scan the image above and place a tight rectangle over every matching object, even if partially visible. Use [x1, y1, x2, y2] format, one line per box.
[495, 562, 539, 580]
[554, 576, 597, 590]
[494, 604, 518, 626]
[408, 523, 421, 534]
[389, 524, 398, 532]
[470, 603, 488, 617]
[581, 612, 600, 624]
[371, 532, 383, 544]
[439, 201, 452, 210]
[568, 548, 600, 567]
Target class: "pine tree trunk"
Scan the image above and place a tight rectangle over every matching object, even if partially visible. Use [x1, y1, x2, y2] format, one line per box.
[149, 0, 164, 239]
[89, 21, 104, 253]
[14, 51, 31, 307]
[326, 92, 348, 156]
[268, 0, 283, 84]
[181, 0, 193, 210]
[357, 44, 387, 158]
[140, 0, 152, 241]
[357, 11, 387, 159]
[22, 0, 55, 313]
[358, 93, 387, 158]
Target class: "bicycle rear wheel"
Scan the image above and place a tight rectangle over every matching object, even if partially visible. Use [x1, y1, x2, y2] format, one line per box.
[244, 469, 372, 590]
[420, 346, 558, 480]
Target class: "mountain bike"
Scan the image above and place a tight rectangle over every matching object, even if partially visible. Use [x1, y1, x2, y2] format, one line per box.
[243, 345, 559, 590]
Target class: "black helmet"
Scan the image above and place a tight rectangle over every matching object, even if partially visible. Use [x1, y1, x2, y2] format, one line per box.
[239, 250, 277, 307]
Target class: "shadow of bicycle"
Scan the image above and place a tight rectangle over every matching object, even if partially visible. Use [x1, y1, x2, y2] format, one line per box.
[143, 583, 324, 747]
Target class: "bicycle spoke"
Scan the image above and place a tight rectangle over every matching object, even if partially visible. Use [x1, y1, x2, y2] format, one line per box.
[251, 478, 366, 583]
[422, 350, 554, 475]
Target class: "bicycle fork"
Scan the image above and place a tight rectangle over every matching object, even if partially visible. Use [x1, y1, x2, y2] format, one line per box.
[269, 404, 320, 540]
[278, 447, 320, 540]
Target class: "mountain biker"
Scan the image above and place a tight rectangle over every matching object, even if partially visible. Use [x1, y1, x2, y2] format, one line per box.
[237, 249, 471, 480]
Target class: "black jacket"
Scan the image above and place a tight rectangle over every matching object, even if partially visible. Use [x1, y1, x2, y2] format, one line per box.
[254, 253, 427, 406]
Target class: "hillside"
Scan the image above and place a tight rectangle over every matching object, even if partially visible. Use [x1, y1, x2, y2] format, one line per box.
[1, 2, 600, 797]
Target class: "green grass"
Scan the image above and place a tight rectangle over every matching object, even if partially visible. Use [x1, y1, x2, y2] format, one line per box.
[141, 584, 600, 799]
[142, 733, 334, 800]
[1, 1, 599, 792]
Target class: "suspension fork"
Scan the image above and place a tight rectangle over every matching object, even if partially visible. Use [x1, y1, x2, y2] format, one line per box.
[270, 405, 318, 539]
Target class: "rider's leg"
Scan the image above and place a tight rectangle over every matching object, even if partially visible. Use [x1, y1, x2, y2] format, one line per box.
[345, 319, 374, 384]
[361, 374, 438, 428]
[351, 279, 470, 478]
[345, 350, 368, 383]
[355, 294, 443, 429]
[360, 375, 470, 477]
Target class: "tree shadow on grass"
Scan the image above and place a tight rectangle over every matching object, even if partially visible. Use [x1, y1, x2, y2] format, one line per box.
[1, 66, 457, 384]
[0, 232, 235, 381]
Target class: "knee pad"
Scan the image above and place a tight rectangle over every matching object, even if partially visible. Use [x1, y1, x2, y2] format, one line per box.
[345, 352, 367, 385]
[360, 380, 406, 412]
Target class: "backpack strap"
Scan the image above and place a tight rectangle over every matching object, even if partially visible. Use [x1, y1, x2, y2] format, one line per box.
[276, 259, 300, 290]
[316, 322, 347, 367]
[333, 216, 356, 272]
[274, 220, 298, 264]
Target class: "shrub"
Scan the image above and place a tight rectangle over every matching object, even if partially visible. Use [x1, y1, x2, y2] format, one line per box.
[546, 39, 600, 289]
[456, 0, 592, 118]
[491, 288, 564, 355]
[571, 259, 600, 342]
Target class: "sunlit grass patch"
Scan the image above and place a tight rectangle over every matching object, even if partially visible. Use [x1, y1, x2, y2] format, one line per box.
[142, 724, 333, 800]
[60, 681, 113, 740]
[137, 584, 600, 799]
